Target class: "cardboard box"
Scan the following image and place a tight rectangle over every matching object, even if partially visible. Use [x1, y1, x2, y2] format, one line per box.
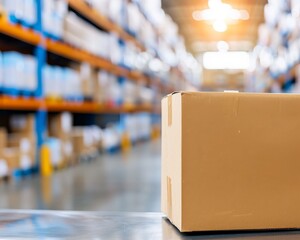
[7, 133, 35, 150]
[162, 92, 300, 232]
[0, 128, 7, 149]
[10, 115, 35, 134]
[72, 128, 97, 156]
[60, 139, 75, 165]
[79, 63, 97, 99]
[7, 133, 36, 163]
[71, 130, 86, 156]
[1, 148, 33, 170]
[49, 112, 73, 140]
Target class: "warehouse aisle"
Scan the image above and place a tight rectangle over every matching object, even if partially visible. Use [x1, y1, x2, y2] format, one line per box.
[0, 140, 161, 212]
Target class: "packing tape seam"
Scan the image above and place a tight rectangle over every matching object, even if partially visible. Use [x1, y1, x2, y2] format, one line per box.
[167, 176, 172, 219]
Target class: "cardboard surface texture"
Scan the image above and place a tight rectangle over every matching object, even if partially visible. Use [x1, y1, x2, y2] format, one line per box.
[162, 92, 300, 232]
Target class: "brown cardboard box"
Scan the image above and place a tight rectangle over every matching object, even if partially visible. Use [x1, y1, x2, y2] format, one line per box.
[72, 128, 96, 156]
[93, 71, 108, 103]
[49, 113, 73, 140]
[7, 133, 36, 158]
[60, 139, 75, 165]
[1, 148, 34, 170]
[80, 64, 97, 99]
[0, 128, 7, 149]
[71, 63, 97, 99]
[72, 131, 86, 156]
[0, 148, 19, 170]
[10, 115, 35, 134]
[162, 92, 300, 232]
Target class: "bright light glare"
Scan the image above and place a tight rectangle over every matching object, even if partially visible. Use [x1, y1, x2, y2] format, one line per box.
[239, 10, 249, 20]
[192, 9, 214, 21]
[149, 58, 163, 72]
[217, 41, 229, 51]
[208, 0, 222, 9]
[192, 11, 201, 20]
[192, 0, 249, 30]
[231, 9, 241, 20]
[213, 20, 227, 32]
[203, 51, 250, 69]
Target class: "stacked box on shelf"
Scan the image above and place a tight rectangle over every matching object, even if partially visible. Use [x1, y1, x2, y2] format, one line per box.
[127, 0, 159, 50]
[48, 112, 103, 164]
[102, 124, 121, 152]
[86, 0, 124, 28]
[64, 11, 121, 62]
[75, 63, 97, 101]
[1, 52, 37, 96]
[84, 0, 109, 18]
[108, 0, 124, 28]
[2, 0, 37, 27]
[0, 128, 9, 177]
[125, 2, 141, 36]
[85, 0, 200, 89]
[44, 61, 147, 107]
[42, 0, 67, 39]
[0, 115, 36, 173]
[123, 80, 138, 105]
[43, 64, 83, 101]
[123, 113, 151, 143]
[71, 126, 102, 157]
[94, 71, 122, 106]
[48, 112, 74, 166]
[122, 43, 139, 69]
[140, 0, 200, 88]
[251, 0, 300, 92]
[6, 134, 35, 170]
[137, 85, 154, 105]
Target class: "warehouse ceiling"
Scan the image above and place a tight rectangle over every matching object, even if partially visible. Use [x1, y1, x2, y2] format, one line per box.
[162, 0, 267, 54]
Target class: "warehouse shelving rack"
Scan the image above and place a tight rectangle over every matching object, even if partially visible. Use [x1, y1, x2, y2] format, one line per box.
[0, 16, 157, 86]
[67, 0, 145, 51]
[0, 0, 166, 173]
[275, 64, 298, 91]
[0, 96, 154, 113]
[260, 63, 298, 93]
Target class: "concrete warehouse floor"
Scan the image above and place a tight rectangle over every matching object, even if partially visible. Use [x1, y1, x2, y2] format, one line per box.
[0, 140, 161, 212]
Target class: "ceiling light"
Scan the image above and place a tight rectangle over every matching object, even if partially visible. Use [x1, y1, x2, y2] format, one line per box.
[239, 10, 249, 20]
[192, 9, 214, 21]
[193, 0, 249, 32]
[230, 9, 242, 20]
[213, 20, 227, 32]
[217, 41, 229, 51]
[208, 0, 222, 9]
[203, 51, 250, 70]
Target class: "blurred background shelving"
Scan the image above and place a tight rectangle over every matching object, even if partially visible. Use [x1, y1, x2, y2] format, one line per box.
[2, 0, 295, 181]
[248, 0, 300, 93]
[0, 0, 200, 179]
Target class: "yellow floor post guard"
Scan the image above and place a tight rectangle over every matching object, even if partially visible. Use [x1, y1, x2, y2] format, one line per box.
[40, 144, 53, 176]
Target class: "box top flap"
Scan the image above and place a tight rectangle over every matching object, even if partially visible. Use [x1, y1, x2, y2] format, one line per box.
[162, 91, 300, 101]
[162, 91, 182, 100]
[163, 91, 239, 99]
